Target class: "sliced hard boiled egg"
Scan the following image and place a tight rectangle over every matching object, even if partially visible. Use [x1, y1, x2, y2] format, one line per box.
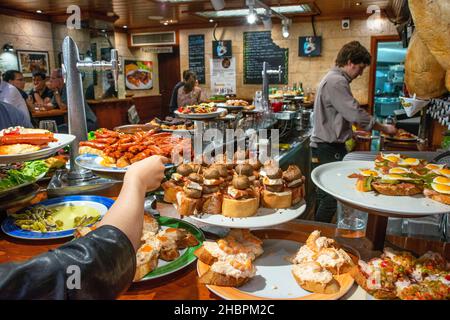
[431, 183, 450, 195]
[389, 167, 411, 175]
[425, 164, 444, 171]
[432, 176, 450, 186]
[398, 158, 420, 166]
[359, 169, 379, 177]
[434, 168, 450, 178]
[381, 153, 401, 163]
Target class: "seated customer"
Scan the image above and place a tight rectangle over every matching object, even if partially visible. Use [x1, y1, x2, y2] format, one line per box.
[47, 68, 98, 132]
[176, 71, 206, 107]
[101, 72, 118, 99]
[0, 155, 168, 299]
[2, 70, 28, 101]
[0, 101, 33, 130]
[28, 72, 53, 106]
[169, 70, 189, 114]
[0, 71, 30, 122]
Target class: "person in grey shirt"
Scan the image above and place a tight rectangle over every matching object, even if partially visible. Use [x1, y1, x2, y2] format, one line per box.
[310, 41, 397, 223]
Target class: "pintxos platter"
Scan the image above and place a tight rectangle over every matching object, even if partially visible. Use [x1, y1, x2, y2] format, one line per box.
[1, 195, 113, 240]
[0, 127, 75, 164]
[311, 160, 450, 216]
[196, 229, 356, 300]
[175, 108, 226, 120]
[188, 200, 306, 229]
[382, 129, 418, 142]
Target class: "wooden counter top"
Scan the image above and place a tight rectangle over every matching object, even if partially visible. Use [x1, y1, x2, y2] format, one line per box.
[1, 199, 448, 300]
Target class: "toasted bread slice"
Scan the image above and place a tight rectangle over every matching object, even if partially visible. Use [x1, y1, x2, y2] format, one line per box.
[349, 265, 398, 299]
[194, 245, 219, 265]
[143, 214, 159, 235]
[371, 182, 423, 196]
[133, 238, 161, 282]
[161, 181, 183, 204]
[199, 269, 251, 287]
[176, 192, 201, 216]
[291, 262, 340, 294]
[292, 270, 340, 294]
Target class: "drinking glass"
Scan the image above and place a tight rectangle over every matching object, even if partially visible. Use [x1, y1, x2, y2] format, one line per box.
[39, 120, 58, 133]
[335, 201, 368, 238]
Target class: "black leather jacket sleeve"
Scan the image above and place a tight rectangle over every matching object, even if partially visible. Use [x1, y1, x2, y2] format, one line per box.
[0, 225, 136, 300]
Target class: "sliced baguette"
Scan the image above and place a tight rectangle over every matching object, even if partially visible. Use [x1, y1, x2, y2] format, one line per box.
[292, 270, 340, 294]
[194, 246, 218, 266]
[199, 269, 251, 287]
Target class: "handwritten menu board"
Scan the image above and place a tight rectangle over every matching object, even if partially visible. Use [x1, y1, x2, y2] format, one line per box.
[188, 34, 205, 84]
[243, 31, 288, 85]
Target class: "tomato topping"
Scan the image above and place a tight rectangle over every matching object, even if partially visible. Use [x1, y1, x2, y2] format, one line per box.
[445, 274, 450, 281]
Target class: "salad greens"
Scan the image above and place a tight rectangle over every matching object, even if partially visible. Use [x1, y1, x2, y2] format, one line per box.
[0, 160, 49, 192]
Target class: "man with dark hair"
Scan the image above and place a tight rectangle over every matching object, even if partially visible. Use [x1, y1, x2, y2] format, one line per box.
[310, 41, 397, 223]
[169, 70, 190, 115]
[28, 72, 53, 105]
[47, 68, 98, 132]
[0, 71, 30, 122]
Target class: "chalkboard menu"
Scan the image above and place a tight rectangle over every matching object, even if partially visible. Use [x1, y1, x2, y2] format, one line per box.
[188, 34, 205, 84]
[243, 31, 288, 85]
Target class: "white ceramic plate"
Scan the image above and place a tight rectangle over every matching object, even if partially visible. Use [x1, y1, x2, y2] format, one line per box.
[174, 108, 226, 119]
[311, 160, 450, 216]
[0, 134, 75, 164]
[197, 238, 354, 300]
[187, 200, 306, 228]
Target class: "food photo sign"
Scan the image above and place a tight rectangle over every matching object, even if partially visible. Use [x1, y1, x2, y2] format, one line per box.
[16, 50, 49, 77]
[124, 59, 153, 90]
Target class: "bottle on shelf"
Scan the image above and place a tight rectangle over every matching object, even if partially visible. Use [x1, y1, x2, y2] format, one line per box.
[299, 82, 304, 96]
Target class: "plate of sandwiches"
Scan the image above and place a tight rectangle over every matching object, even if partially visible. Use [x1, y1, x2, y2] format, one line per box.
[196, 229, 356, 300]
[311, 153, 450, 216]
[75, 214, 204, 281]
[381, 129, 418, 142]
[0, 127, 75, 164]
[161, 160, 307, 228]
[351, 247, 449, 300]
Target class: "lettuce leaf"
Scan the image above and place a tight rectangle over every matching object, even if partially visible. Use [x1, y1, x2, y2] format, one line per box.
[0, 160, 49, 191]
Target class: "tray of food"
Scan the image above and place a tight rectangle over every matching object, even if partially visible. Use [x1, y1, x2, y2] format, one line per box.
[148, 117, 195, 133]
[1, 195, 113, 240]
[217, 100, 251, 110]
[162, 160, 306, 228]
[0, 160, 48, 196]
[77, 128, 188, 177]
[75, 214, 204, 282]
[382, 129, 418, 142]
[196, 229, 356, 300]
[311, 153, 450, 216]
[351, 247, 449, 300]
[0, 127, 75, 164]
[175, 103, 225, 119]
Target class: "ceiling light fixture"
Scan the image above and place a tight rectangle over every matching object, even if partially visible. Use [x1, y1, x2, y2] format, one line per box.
[261, 8, 272, 30]
[123, 25, 128, 29]
[282, 18, 291, 38]
[163, 22, 169, 25]
[3, 43, 14, 52]
[247, 7, 257, 24]
[36, 10, 43, 14]
[210, 0, 225, 11]
[209, 19, 214, 23]
[355, 2, 361, 6]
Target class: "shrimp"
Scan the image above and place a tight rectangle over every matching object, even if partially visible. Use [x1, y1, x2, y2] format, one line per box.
[231, 258, 252, 271]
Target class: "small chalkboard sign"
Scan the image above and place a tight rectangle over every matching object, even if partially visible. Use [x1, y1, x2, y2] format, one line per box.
[188, 34, 205, 84]
[243, 31, 288, 85]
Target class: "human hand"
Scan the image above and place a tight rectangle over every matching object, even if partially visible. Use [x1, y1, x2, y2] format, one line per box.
[382, 124, 397, 136]
[125, 155, 169, 191]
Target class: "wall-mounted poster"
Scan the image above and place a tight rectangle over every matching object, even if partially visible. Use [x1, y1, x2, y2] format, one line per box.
[124, 59, 153, 90]
[299, 36, 322, 57]
[210, 57, 236, 95]
[212, 40, 232, 59]
[16, 50, 49, 77]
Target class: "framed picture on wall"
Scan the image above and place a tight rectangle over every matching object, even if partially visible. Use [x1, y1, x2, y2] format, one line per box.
[16, 50, 50, 77]
[298, 36, 322, 57]
[124, 59, 153, 90]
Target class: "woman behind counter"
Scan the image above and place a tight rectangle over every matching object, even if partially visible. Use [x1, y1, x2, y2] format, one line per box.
[176, 71, 206, 107]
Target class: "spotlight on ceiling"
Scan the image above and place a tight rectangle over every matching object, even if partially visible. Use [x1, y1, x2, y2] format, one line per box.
[282, 18, 291, 38]
[247, 6, 257, 24]
[36, 10, 43, 14]
[210, 0, 225, 11]
[3, 43, 14, 52]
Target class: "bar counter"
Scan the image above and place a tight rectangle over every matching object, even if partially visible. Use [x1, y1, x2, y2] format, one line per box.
[87, 95, 163, 129]
[1, 197, 448, 300]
